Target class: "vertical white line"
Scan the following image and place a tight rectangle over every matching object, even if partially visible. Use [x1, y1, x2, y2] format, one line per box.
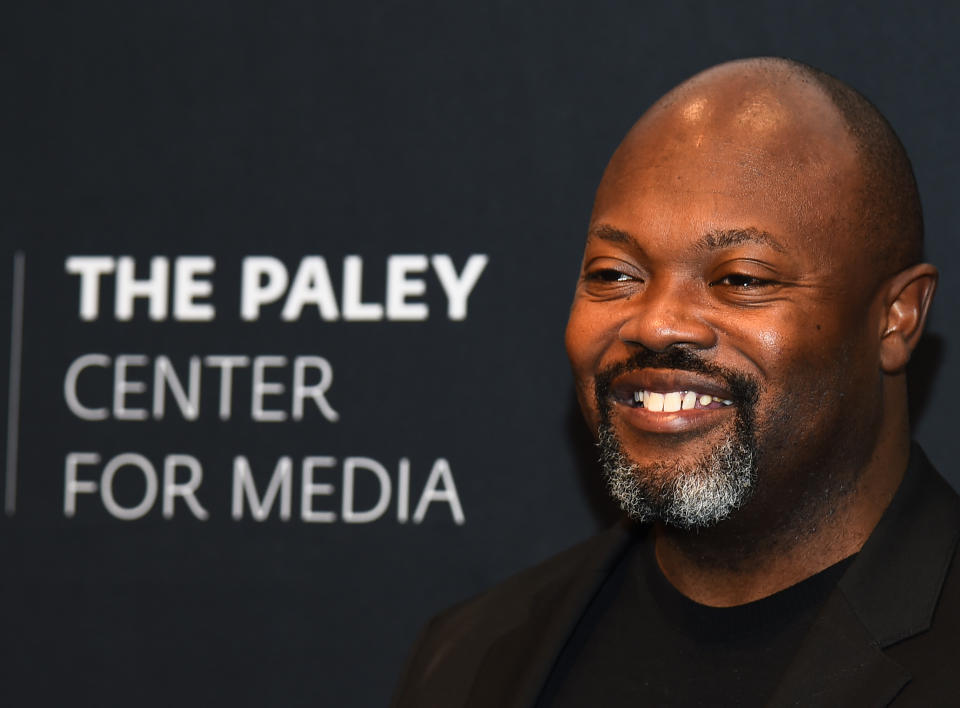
[5, 251, 25, 516]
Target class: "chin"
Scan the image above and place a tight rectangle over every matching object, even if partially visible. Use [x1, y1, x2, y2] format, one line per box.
[597, 419, 759, 530]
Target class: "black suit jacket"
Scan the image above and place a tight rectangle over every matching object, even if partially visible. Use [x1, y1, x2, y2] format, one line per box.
[393, 447, 960, 707]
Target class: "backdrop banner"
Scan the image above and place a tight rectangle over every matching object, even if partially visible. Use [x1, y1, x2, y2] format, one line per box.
[3, 3, 959, 706]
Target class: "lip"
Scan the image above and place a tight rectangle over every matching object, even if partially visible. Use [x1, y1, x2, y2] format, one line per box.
[607, 368, 737, 434]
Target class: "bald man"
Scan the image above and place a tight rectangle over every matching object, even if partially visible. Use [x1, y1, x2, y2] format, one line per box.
[392, 58, 959, 707]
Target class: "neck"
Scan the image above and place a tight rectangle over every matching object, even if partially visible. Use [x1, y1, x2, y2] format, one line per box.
[653, 397, 910, 607]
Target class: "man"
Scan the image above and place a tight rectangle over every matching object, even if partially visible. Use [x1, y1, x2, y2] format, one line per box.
[392, 58, 959, 706]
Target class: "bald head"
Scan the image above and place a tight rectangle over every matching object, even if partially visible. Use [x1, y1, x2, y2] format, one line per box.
[598, 57, 922, 279]
[792, 60, 923, 272]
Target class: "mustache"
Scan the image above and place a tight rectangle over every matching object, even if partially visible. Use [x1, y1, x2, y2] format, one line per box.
[594, 348, 760, 416]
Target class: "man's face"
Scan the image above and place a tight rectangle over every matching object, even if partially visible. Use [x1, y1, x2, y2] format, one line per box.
[566, 80, 887, 530]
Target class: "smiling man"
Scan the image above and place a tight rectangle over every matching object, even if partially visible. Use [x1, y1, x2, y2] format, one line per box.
[393, 58, 960, 707]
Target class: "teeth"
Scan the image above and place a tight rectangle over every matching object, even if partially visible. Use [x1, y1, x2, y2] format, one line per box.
[629, 389, 734, 411]
[646, 392, 665, 412]
[663, 392, 682, 412]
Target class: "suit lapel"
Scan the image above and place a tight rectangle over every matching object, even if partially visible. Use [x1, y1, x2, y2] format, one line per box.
[837, 447, 960, 646]
[464, 524, 636, 708]
[766, 591, 910, 707]
[768, 446, 960, 706]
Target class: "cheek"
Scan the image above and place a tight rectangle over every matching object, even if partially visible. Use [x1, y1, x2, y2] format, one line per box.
[751, 327, 787, 370]
[726, 310, 851, 424]
[766, 308, 878, 390]
[566, 301, 619, 426]
[747, 320, 878, 455]
[565, 300, 617, 371]
[729, 304, 853, 380]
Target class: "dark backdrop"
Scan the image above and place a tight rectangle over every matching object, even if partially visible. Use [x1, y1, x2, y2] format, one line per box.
[2, 2, 959, 706]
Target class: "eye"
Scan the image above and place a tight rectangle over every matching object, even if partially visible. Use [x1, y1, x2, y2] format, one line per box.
[580, 261, 644, 298]
[585, 268, 635, 283]
[712, 273, 777, 289]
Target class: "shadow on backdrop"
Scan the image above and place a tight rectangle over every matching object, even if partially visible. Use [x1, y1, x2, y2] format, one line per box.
[908, 332, 943, 427]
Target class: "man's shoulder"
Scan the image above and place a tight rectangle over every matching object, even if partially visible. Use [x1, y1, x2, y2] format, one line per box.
[883, 516, 960, 704]
[437, 523, 634, 628]
[839, 450, 960, 704]
[391, 523, 636, 707]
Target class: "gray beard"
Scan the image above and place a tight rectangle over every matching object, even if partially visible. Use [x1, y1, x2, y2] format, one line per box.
[597, 423, 757, 530]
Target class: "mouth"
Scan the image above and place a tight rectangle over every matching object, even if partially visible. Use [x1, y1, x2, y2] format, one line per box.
[616, 389, 733, 412]
[606, 369, 737, 433]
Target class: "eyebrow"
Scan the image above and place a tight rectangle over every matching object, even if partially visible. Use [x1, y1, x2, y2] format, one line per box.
[587, 224, 642, 248]
[587, 224, 787, 253]
[696, 228, 787, 253]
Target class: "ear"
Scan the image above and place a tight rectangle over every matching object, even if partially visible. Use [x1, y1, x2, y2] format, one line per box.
[879, 263, 938, 374]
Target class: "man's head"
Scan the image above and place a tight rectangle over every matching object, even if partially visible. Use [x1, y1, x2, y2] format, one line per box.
[565, 58, 937, 535]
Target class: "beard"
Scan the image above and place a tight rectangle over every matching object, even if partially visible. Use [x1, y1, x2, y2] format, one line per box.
[594, 348, 761, 530]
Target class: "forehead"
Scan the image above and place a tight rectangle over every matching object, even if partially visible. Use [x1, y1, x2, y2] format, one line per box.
[592, 73, 863, 256]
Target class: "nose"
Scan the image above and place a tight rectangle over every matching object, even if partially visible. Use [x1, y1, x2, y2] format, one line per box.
[618, 278, 717, 352]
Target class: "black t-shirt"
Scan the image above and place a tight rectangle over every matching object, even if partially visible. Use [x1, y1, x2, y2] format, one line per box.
[538, 532, 854, 707]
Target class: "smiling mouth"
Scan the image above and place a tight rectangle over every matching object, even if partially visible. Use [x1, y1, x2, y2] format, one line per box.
[615, 390, 733, 413]
[608, 368, 737, 414]
[606, 376, 737, 434]
[617, 389, 734, 412]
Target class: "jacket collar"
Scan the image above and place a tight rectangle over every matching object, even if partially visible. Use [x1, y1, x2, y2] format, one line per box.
[768, 444, 960, 706]
[838, 445, 960, 646]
